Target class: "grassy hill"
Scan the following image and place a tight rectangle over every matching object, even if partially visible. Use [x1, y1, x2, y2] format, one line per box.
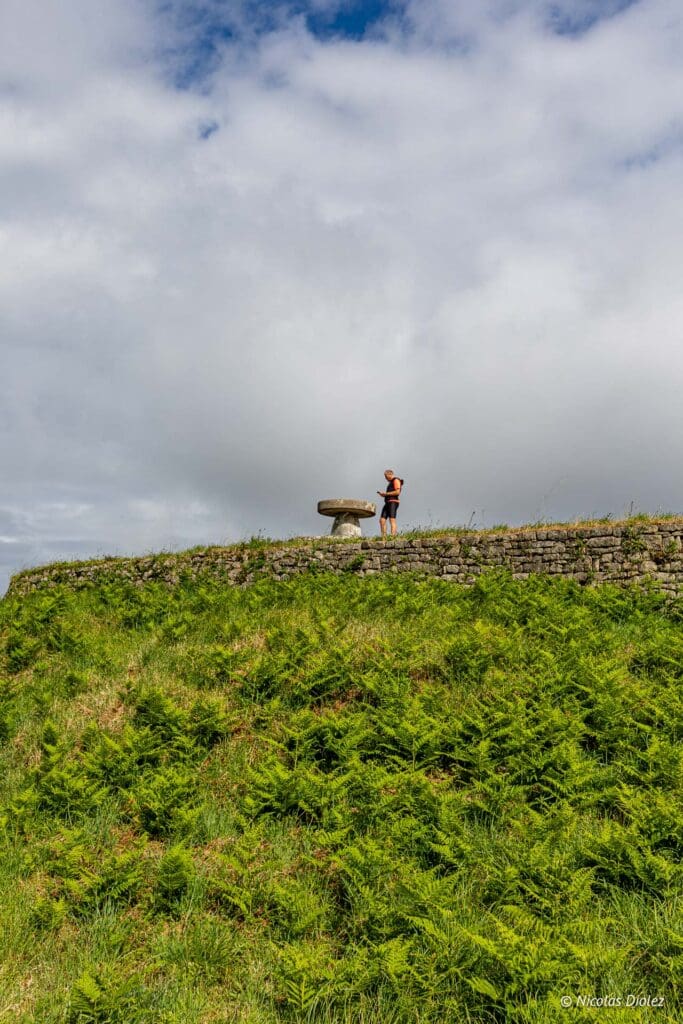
[1, 567, 682, 1022]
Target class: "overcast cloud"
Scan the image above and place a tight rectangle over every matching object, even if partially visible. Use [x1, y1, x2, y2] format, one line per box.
[2, 0, 683, 593]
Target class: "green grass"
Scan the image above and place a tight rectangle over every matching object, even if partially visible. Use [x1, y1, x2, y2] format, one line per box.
[1, 571, 683, 1021]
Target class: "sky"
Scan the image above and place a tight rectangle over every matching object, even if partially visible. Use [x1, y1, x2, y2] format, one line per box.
[2, 0, 683, 593]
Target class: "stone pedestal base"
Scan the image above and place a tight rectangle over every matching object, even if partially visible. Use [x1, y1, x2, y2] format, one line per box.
[331, 513, 362, 538]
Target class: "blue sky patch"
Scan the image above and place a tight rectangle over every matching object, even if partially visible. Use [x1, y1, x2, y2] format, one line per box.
[305, 0, 401, 41]
[164, 0, 643, 90]
[547, 0, 641, 37]
[619, 127, 683, 172]
[198, 119, 219, 139]
[162, 1, 402, 88]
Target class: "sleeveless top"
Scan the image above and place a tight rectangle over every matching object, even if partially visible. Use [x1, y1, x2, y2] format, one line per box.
[386, 478, 401, 503]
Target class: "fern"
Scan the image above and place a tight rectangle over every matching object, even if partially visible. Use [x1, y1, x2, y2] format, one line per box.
[132, 765, 197, 837]
[66, 970, 150, 1023]
[155, 845, 196, 911]
[276, 943, 333, 1018]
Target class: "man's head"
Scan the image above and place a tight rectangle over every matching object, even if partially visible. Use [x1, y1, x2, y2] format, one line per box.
[384, 469, 395, 481]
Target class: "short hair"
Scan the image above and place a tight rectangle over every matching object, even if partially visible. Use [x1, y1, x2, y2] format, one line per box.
[385, 468, 394, 475]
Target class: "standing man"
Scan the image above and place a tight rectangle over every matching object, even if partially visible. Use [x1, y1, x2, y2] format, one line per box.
[378, 469, 403, 538]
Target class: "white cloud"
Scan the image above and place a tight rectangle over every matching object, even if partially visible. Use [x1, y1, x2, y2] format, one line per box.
[2, 0, 683, 592]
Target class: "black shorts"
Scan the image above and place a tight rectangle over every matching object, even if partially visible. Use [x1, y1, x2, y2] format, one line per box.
[381, 501, 399, 519]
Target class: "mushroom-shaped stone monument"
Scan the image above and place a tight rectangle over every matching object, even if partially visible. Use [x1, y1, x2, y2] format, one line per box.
[318, 498, 376, 538]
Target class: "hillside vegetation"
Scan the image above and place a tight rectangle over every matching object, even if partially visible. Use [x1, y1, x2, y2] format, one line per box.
[1, 570, 682, 1022]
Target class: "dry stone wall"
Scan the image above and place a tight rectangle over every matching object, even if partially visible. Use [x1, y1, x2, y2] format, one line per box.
[6, 519, 683, 599]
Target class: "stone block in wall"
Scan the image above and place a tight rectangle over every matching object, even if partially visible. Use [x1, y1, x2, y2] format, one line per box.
[586, 537, 619, 549]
